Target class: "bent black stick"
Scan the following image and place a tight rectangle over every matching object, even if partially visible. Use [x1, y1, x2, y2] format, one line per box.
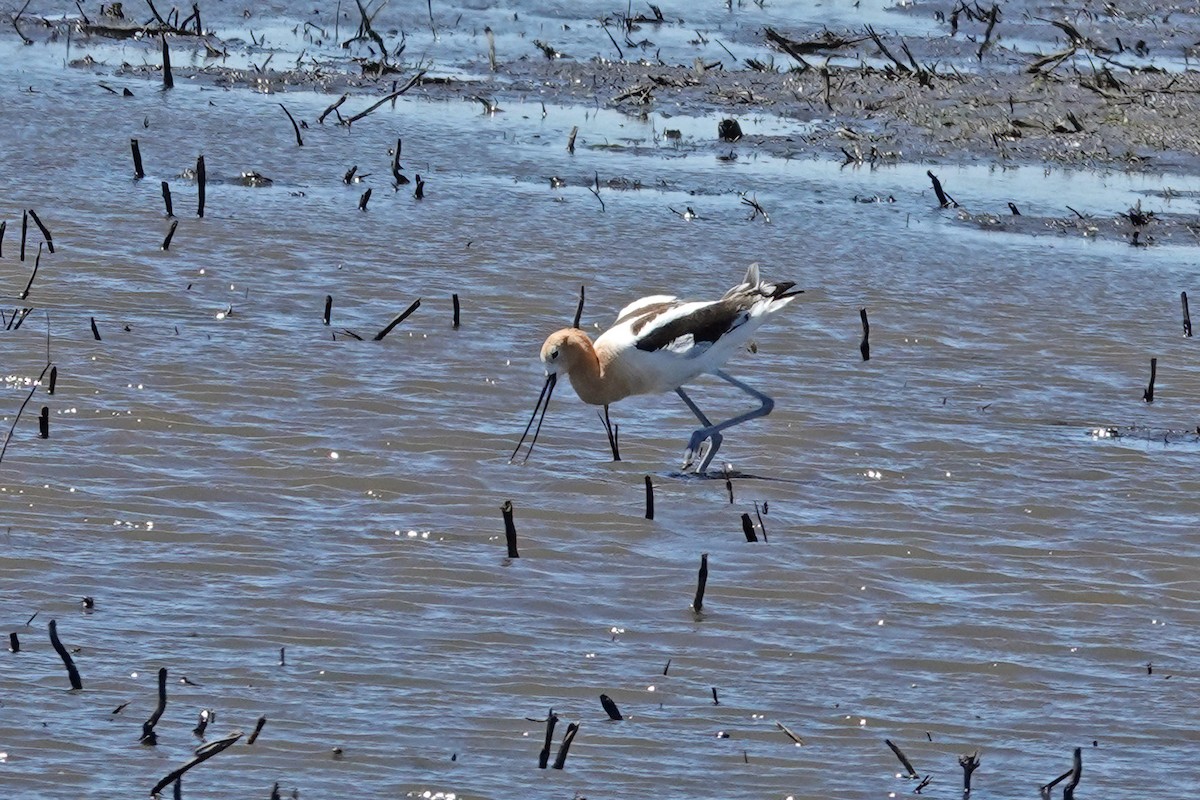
[644, 475, 654, 520]
[142, 667, 168, 744]
[1143, 357, 1157, 402]
[859, 307, 870, 361]
[343, 71, 427, 124]
[885, 739, 919, 779]
[537, 709, 558, 768]
[551, 722, 579, 769]
[48, 619, 83, 690]
[1183, 291, 1192, 338]
[317, 94, 348, 124]
[162, 220, 178, 251]
[149, 731, 242, 796]
[279, 103, 303, 146]
[28, 210, 53, 253]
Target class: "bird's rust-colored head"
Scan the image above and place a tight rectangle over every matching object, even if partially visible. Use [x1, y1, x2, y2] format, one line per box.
[512, 328, 595, 464]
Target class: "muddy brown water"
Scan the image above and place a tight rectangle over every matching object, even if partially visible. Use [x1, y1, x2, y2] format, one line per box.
[2, 3, 1200, 799]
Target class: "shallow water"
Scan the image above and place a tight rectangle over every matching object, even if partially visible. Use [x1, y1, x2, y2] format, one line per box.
[2, 4, 1200, 800]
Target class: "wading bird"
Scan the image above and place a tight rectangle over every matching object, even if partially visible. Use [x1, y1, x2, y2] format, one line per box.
[512, 264, 802, 473]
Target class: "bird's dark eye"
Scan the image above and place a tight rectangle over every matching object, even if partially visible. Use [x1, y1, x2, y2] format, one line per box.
[550, 349, 559, 360]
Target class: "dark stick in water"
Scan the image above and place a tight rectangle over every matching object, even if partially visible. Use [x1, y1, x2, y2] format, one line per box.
[927, 170, 956, 208]
[692, 553, 708, 611]
[141, 667, 168, 744]
[247, 716, 267, 744]
[537, 709, 558, 768]
[1063, 747, 1082, 800]
[279, 103, 303, 146]
[318, 94, 348, 124]
[323, 295, 332, 326]
[644, 475, 654, 520]
[451, 293, 460, 328]
[1143, 357, 1156, 402]
[885, 739, 919, 779]
[501, 500, 519, 558]
[414, 175, 425, 199]
[20, 210, 27, 261]
[572, 285, 585, 328]
[8, 632, 18, 652]
[162, 220, 178, 251]
[131, 139, 145, 180]
[196, 155, 206, 218]
[90, 317, 102, 341]
[48, 619, 83, 690]
[741, 513, 758, 542]
[149, 731, 243, 795]
[0, 220, 6, 256]
[48, 366, 57, 395]
[373, 299, 421, 340]
[28, 210, 54, 253]
[551, 722, 579, 769]
[161, 182, 174, 217]
[599, 694, 623, 720]
[1182, 291, 1192, 338]
[18, 242, 41, 299]
[38, 406, 48, 439]
[859, 307, 870, 361]
[358, 188, 372, 211]
[0, 363, 52, 465]
[959, 750, 980, 794]
[161, 34, 174, 89]
[343, 71, 427, 124]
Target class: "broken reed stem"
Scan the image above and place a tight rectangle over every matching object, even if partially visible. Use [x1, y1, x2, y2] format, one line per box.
[926, 170, 956, 208]
[599, 693, 623, 720]
[959, 750, 981, 793]
[149, 731, 243, 796]
[344, 70, 427, 124]
[551, 722, 579, 769]
[754, 501, 767, 542]
[485, 26, 496, 70]
[391, 138, 404, 184]
[38, 406, 48, 438]
[162, 220, 178, 251]
[1182, 291, 1192, 337]
[318, 94, 348, 124]
[161, 34, 174, 89]
[20, 210, 27, 261]
[0, 362, 53, 466]
[27, 210, 53, 253]
[885, 738, 920, 779]
[537, 709, 558, 768]
[279, 103, 303, 146]
[691, 553, 708, 611]
[775, 721, 804, 745]
[567, 125, 578, 153]
[1063, 747, 1082, 800]
[1143, 357, 1157, 402]
[323, 295, 333, 325]
[142, 667, 168, 744]
[740, 513, 758, 542]
[644, 475, 654, 520]
[373, 298, 421, 340]
[246, 716, 267, 744]
[8, 632, 18, 652]
[358, 188, 372, 210]
[451, 293, 460, 328]
[413, 175, 425, 199]
[501, 499, 519, 558]
[196, 155, 206, 218]
[161, 181, 174, 217]
[18, 242, 41, 299]
[859, 307, 871, 361]
[572, 284, 585, 328]
[0, 220, 6, 257]
[90, 316, 102, 340]
[48, 619, 83, 690]
[131, 138, 146, 180]
[48, 366, 57, 395]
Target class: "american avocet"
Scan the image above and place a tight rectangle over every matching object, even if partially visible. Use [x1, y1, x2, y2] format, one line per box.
[512, 263, 802, 473]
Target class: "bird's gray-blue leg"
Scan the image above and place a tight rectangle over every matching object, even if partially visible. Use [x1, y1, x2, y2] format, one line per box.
[676, 388, 723, 471]
[685, 370, 776, 474]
